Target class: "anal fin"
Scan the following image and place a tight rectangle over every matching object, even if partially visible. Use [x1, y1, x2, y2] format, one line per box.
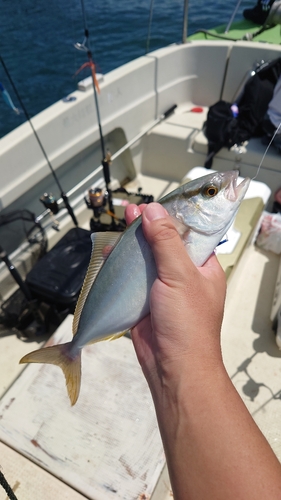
[87, 330, 128, 345]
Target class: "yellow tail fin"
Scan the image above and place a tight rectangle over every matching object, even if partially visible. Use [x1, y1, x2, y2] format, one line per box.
[20, 343, 81, 406]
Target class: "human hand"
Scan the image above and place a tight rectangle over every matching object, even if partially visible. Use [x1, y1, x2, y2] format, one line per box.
[125, 202, 226, 396]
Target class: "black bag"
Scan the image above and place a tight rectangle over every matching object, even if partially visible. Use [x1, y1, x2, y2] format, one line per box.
[204, 101, 237, 168]
[204, 57, 281, 168]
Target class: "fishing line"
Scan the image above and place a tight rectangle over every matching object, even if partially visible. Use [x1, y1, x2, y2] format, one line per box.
[0, 54, 78, 227]
[251, 121, 281, 180]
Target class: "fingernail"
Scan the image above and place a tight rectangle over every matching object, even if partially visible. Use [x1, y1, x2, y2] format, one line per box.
[144, 203, 167, 221]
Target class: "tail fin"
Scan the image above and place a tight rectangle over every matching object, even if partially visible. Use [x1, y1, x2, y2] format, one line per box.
[20, 343, 81, 406]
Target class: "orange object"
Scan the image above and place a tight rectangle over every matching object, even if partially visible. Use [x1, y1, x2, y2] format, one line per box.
[75, 59, 100, 93]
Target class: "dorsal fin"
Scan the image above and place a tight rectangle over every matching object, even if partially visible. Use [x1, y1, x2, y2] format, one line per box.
[72, 231, 122, 336]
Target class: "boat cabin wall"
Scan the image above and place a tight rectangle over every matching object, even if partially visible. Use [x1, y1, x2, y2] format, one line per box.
[146, 42, 232, 114]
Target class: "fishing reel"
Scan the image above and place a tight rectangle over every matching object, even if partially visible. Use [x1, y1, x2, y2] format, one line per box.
[85, 185, 131, 232]
[85, 185, 154, 233]
[85, 187, 114, 231]
[85, 187, 107, 218]
[40, 193, 60, 231]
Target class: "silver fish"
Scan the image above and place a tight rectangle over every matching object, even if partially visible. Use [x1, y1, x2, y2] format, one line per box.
[20, 170, 250, 404]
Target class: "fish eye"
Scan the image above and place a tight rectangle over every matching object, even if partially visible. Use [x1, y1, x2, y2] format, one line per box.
[202, 184, 219, 198]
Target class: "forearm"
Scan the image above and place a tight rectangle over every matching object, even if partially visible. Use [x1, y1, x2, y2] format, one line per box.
[149, 354, 281, 500]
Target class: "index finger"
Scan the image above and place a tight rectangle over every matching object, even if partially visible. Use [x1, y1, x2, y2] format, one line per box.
[125, 203, 147, 225]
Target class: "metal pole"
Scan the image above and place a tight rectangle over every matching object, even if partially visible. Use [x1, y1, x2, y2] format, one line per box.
[0, 245, 32, 300]
[224, 0, 243, 33]
[182, 0, 189, 43]
[146, 0, 154, 54]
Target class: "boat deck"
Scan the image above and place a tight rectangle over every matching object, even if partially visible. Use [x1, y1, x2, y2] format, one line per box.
[0, 318, 170, 500]
[1, 168, 281, 498]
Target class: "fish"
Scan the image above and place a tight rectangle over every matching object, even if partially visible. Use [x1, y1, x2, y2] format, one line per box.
[20, 170, 250, 405]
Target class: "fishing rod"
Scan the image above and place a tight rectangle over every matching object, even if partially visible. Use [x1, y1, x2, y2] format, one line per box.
[0, 55, 78, 228]
[75, 0, 116, 228]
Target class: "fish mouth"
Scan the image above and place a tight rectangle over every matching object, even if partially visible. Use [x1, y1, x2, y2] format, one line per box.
[224, 171, 250, 202]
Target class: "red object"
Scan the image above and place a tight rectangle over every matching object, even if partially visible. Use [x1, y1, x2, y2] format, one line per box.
[190, 106, 204, 113]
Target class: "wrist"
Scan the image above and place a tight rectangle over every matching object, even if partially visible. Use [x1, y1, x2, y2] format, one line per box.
[147, 344, 225, 413]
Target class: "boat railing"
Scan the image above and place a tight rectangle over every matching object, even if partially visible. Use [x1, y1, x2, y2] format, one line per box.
[36, 105, 177, 224]
[224, 0, 243, 33]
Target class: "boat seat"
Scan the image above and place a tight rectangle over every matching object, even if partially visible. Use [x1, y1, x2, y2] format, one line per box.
[141, 107, 208, 181]
[193, 129, 281, 174]
[181, 167, 271, 280]
[167, 109, 208, 129]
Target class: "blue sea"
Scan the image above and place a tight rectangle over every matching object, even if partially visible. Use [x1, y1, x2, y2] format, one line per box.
[0, 0, 252, 139]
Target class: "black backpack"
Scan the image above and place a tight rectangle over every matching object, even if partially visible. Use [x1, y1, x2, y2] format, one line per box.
[204, 57, 281, 168]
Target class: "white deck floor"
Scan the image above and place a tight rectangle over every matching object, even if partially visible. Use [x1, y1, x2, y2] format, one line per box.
[0, 318, 172, 500]
[222, 244, 281, 461]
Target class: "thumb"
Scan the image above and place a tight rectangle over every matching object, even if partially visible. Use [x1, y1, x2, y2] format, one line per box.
[142, 203, 197, 285]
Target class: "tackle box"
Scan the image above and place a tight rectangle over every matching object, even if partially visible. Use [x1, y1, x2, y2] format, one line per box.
[25, 227, 92, 308]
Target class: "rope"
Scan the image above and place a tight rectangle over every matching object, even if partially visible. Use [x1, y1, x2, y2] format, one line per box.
[193, 29, 240, 41]
[0, 470, 19, 500]
[193, 22, 274, 42]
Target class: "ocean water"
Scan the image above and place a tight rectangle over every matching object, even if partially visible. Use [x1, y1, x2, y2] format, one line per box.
[0, 0, 252, 139]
